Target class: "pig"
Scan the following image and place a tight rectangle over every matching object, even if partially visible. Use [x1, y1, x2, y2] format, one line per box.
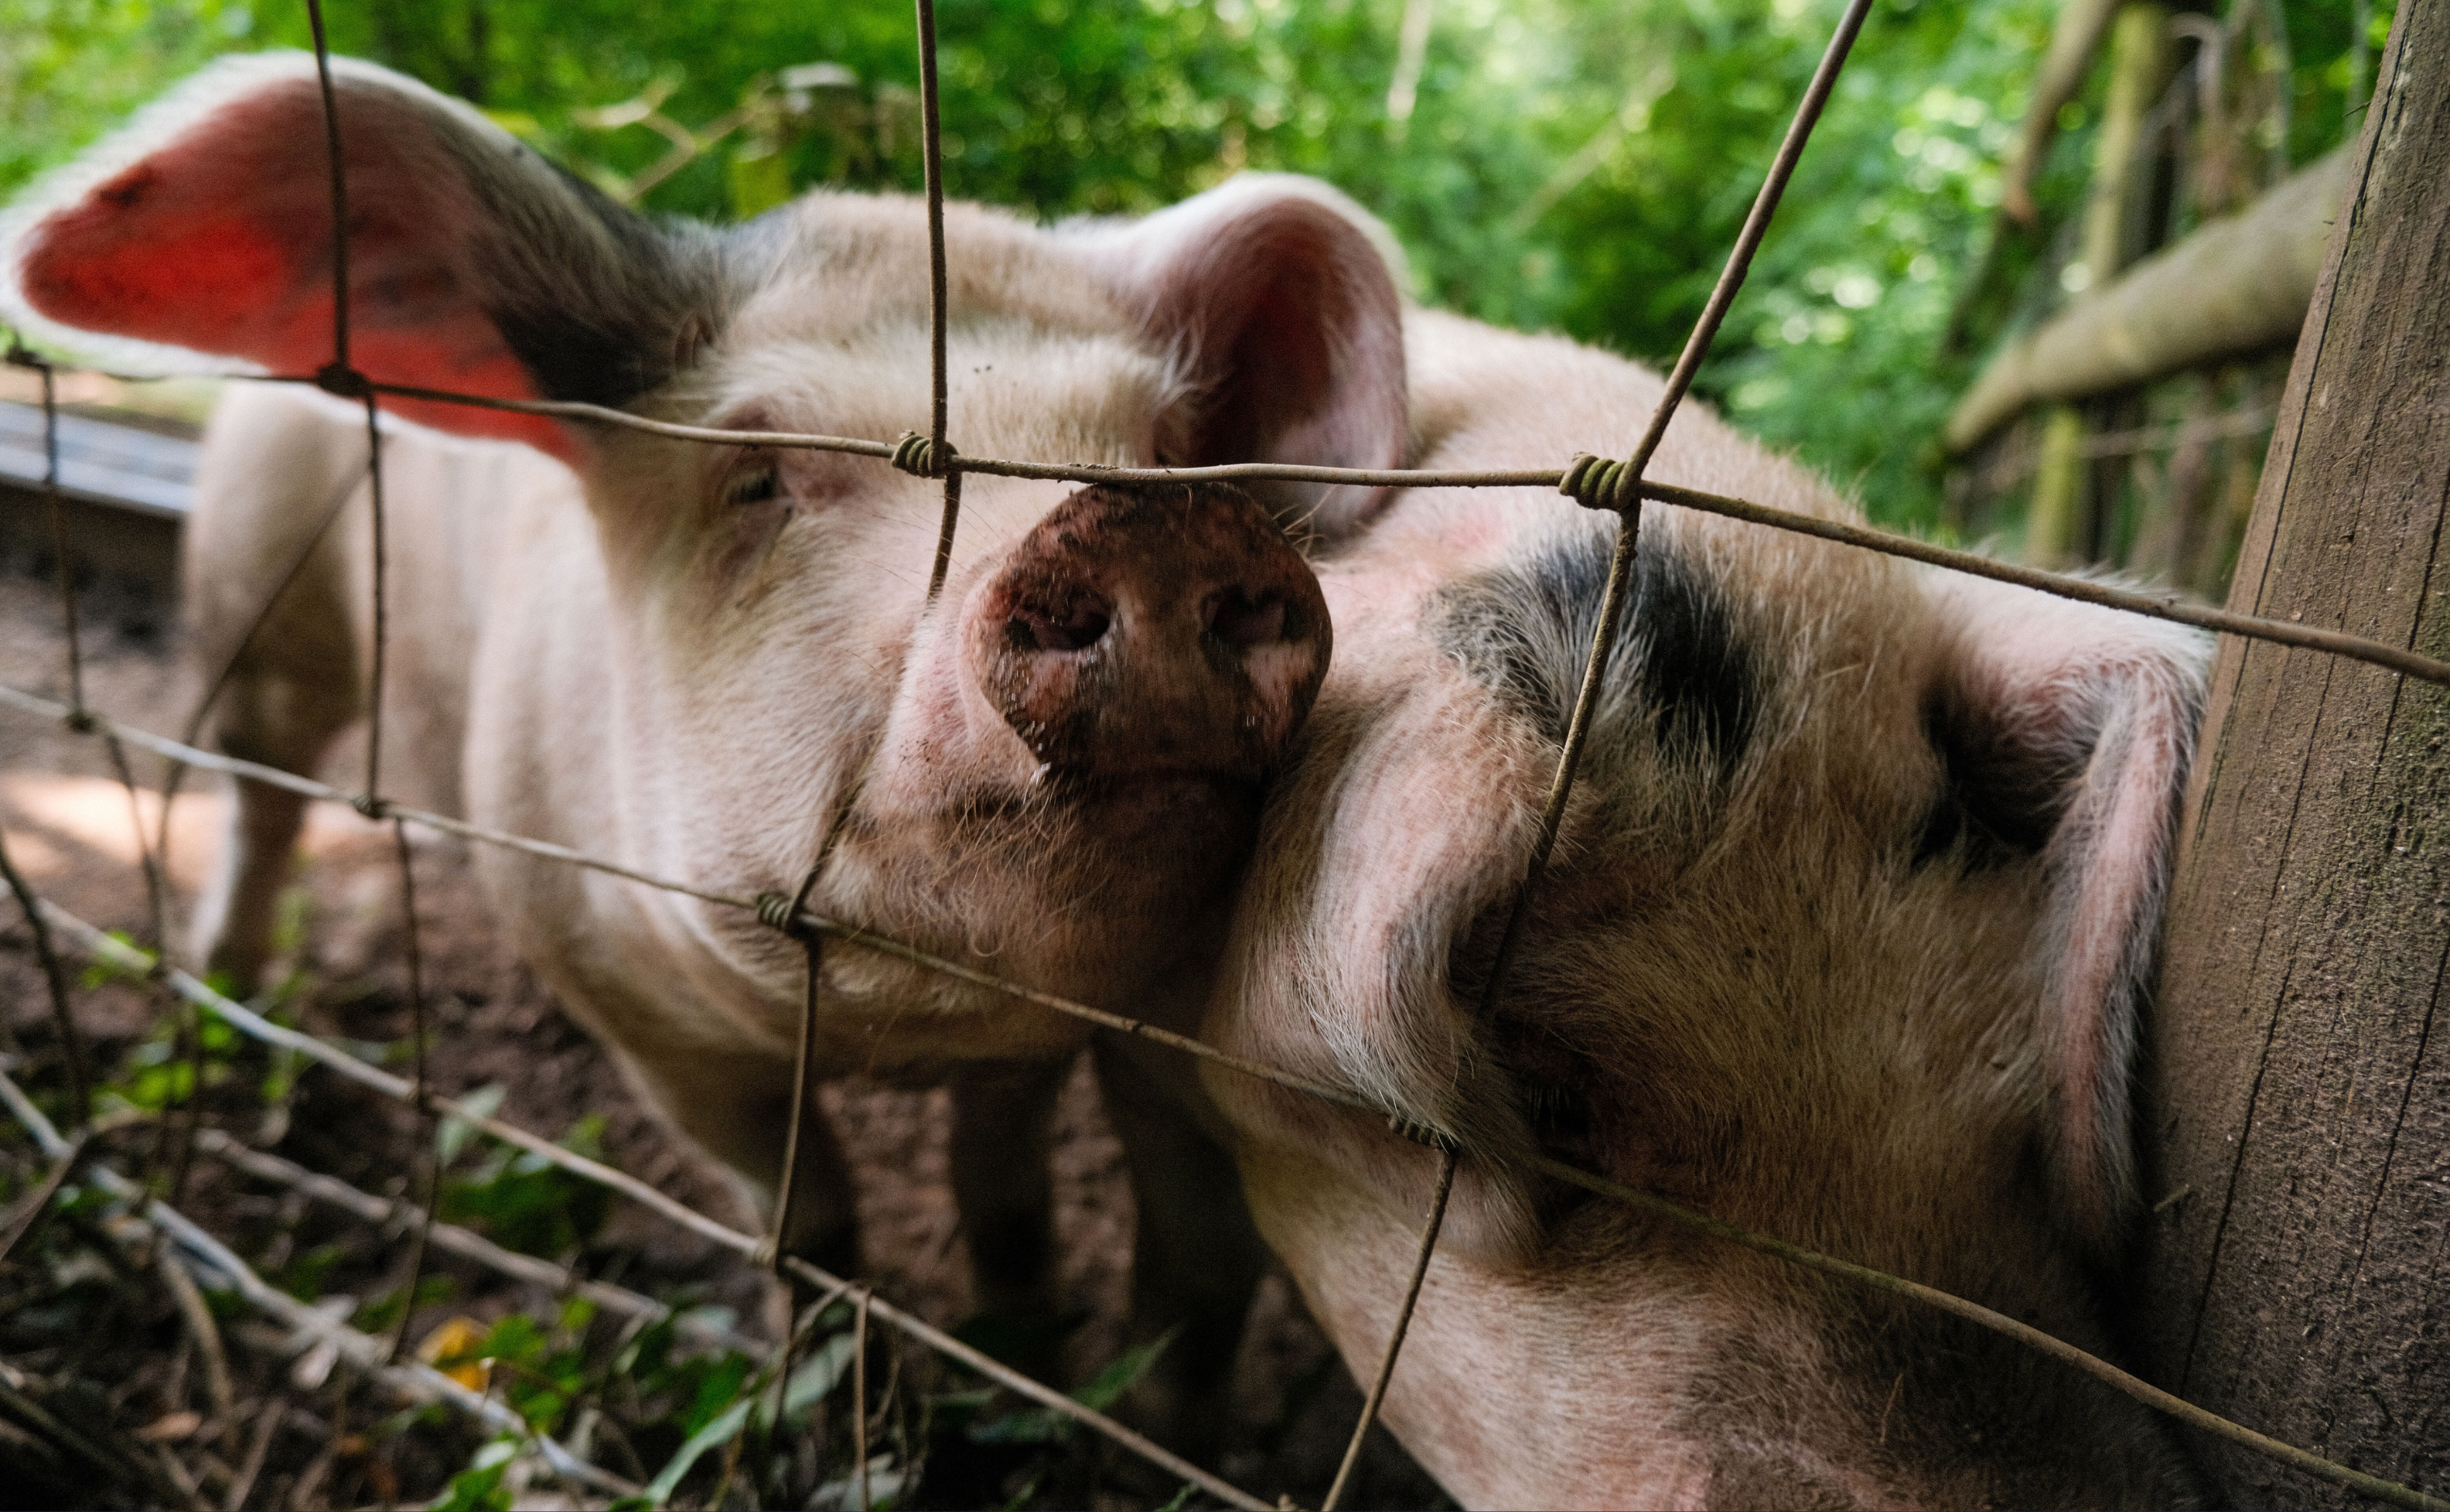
[1197, 308, 2210, 1506]
[1, 51, 1404, 1432]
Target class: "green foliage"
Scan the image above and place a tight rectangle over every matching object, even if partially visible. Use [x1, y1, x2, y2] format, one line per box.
[635, 1330, 857, 1506]
[609, 1309, 762, 1450]
[348, 1271, 456, 1333]
[0, 0, 2395, 526]
[0, 0, 253, 196]
[432, 1437, 521, 1512]
[75, 929, 152, 990]
[436, 1108, 614, 1258]
[1689, 0, 2069, 528]
[965, 1327, 1172, 1446]
[108, 1006, 234, 1110]
[272, 1237, 351, 1301]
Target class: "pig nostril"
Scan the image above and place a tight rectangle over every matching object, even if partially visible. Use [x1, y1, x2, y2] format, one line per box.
[1205, 589, 1287, 649]
[1010, 599, 1112, 653]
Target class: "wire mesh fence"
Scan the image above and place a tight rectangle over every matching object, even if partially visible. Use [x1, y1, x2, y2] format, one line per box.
[0, 1, 2442, 1508]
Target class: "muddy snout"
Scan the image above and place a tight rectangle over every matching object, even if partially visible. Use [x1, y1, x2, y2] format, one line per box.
[967, 483, 1330, 782]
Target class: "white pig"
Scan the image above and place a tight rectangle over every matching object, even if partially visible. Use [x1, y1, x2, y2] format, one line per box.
[1199, 310, 2210, 1506]
[2, 53, 1408, 1431]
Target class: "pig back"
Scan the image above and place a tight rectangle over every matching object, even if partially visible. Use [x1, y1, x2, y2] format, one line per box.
[186, 382, 595, 822]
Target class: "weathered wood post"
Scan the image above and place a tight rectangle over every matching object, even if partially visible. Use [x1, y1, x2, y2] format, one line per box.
[2140, 0, 2449, 1502]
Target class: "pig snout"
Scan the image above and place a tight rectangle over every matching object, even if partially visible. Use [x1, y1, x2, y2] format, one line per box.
[967, 483, 1329, 783]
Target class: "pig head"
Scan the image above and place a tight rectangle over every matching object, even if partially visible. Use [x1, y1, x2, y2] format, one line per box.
[1202, 312, 2206, 1509]
[2, 52, 1397, 1420]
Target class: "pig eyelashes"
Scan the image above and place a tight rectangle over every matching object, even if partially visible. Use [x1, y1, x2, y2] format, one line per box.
[722, 463, 782, 508]
[708, 458, 797, 606]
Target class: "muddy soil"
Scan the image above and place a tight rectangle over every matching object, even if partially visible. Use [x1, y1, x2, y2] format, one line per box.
[0, 534, 1440, 1510]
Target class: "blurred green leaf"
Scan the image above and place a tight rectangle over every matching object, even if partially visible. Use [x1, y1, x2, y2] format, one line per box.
[432, 1436, 520, 1512]
[968, 1327, 1172, 1446]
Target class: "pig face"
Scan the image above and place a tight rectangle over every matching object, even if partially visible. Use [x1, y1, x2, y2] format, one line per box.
[1201, 312, 2205, 1508]
[0, 53, 1398, 1068]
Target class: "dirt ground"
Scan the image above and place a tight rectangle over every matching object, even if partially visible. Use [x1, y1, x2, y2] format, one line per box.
[0, 516, 1440, 1509]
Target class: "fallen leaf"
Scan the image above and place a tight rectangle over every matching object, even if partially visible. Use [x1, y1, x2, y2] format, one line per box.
[415, 1315, 493, 1391]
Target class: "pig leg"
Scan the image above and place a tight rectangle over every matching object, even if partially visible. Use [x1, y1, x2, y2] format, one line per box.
[642, 1054, 864, 1342]
[644, 1050, 865, 1282]
[187, 547, 363, 992]
[949, 1057, 1073, 1366]
[191, 779, 318, 991]
[1094, 1033, 1270, 1462]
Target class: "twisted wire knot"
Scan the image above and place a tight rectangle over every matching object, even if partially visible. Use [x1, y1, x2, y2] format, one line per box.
[891, 431, 958, 479]
[754, 891, 804, 934]
[1386, 1112, 1458, 1153]
[351, 793, 390, 820]
[62, 708, 96, 734]
[1559, 452, 1640, 513]
[315, 363, 374, 401]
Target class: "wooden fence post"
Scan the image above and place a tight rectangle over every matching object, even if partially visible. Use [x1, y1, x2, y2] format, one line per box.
[2140, 0, 2450, 1501]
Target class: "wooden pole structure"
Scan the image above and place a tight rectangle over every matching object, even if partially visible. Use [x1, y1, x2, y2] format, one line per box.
[2140, 0, 2450, 1501]
[1943, 149, 2347, 455]
[2025, 1, 2174, 567]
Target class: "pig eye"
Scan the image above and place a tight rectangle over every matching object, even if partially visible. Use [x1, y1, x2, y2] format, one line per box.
[722, 464, 781, 508]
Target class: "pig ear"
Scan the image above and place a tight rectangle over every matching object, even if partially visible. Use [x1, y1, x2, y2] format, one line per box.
[1075, 174, 1409, 537]
[2, 53, 718, 462]
[1925, 577, 2209, 1247]
[1218, 676, 1559, 1264]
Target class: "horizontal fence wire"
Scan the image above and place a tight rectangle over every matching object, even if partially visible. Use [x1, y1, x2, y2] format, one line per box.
[190, 1128, 763, 1356]
[19, 359, 2431, 688]
[0, 700, 2437, 1510]
[2, 0, 2441, 1504]
[13, 898, 1278, 1512]
[0, 1063, 640, 1500]
[240, 372, 2450, 689]
[0, 678, 1375, 1120]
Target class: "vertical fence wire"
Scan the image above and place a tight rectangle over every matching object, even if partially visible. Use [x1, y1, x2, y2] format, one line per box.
[0, 828, 86, 1119]
[16, 345, 182, 1185]
[769, 0, 960, 1305]
[915, 0, 964, 603]
[4, 2, 2446, 1506]
[1473, 0, 1876, 1037]
[379, 816, 440, 1370]
[300, 0, 444, 1392]
[1312, 0, 1881, 1492]
[0, 347, 95, 1119]
[1321, 1143, 1458, 1511]
[853, 1285, 874, 1511]
[31, 357, 85, 718]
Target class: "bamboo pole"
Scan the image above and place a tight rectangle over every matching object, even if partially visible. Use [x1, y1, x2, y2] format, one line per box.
[1945, 149, 2345, 453]
[2022, 1, 2174, 567]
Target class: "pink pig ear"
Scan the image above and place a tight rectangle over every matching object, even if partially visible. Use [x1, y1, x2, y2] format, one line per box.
[1075, 174, 1410, 537]
[1925, 575, 2209, 1248]
[3, 53, 717, 462]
